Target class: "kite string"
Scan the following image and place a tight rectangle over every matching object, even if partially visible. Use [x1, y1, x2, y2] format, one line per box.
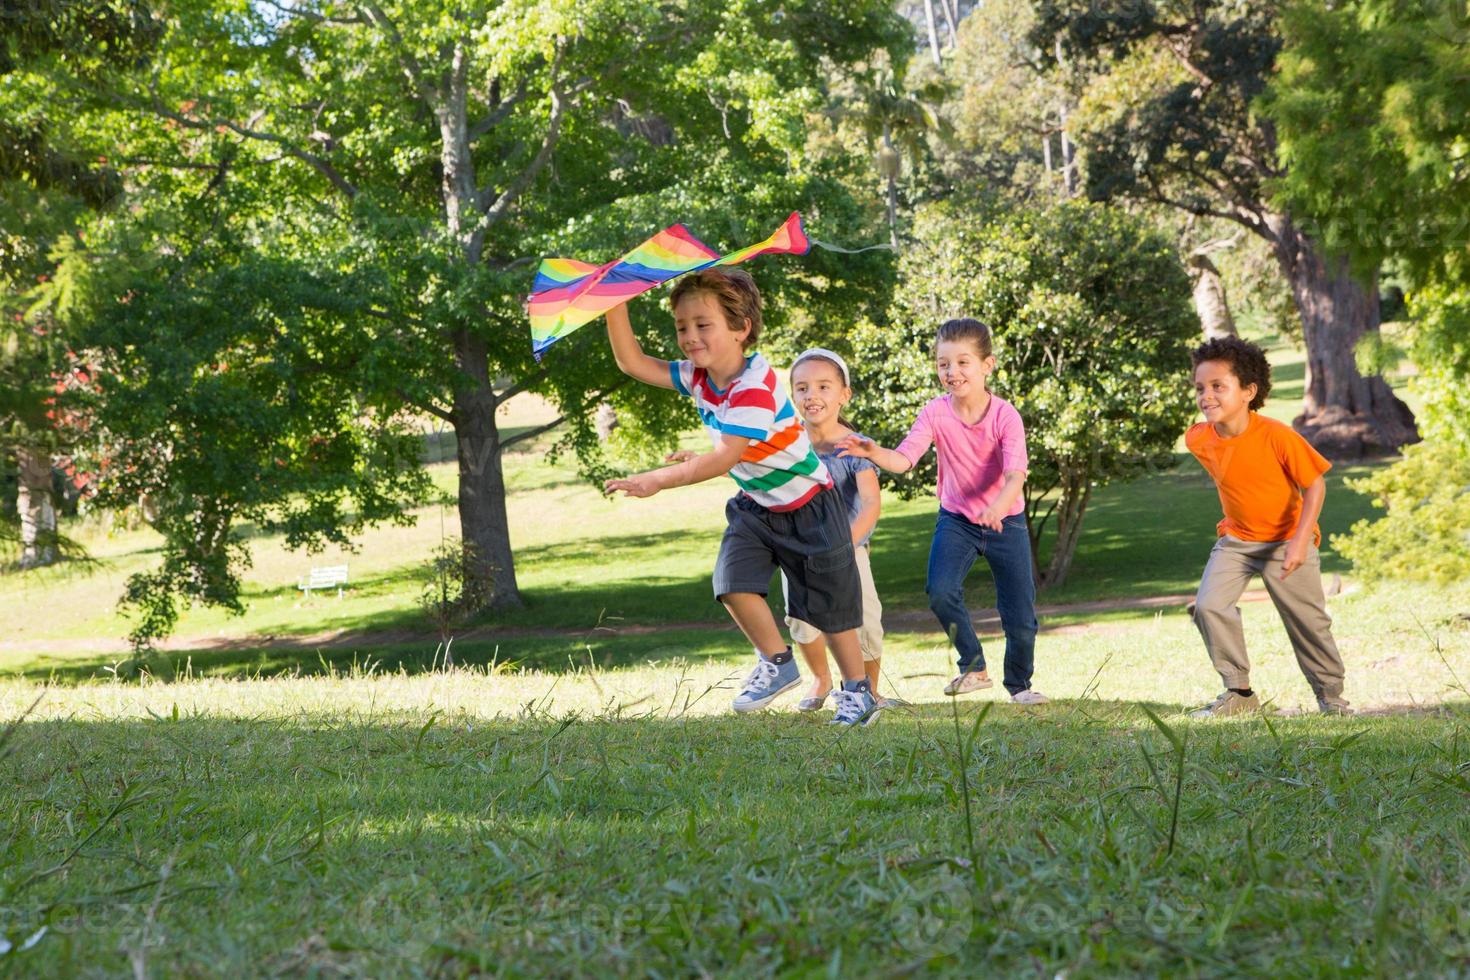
[807, 239, 895, 255]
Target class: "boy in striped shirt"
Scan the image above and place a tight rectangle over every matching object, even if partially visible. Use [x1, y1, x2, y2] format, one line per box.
[602, 269, 877, 726]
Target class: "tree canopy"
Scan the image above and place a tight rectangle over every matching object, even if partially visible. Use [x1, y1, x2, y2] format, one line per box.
[1265, 0, 1470, 583]
[1031, 0, 1417, 458]
[31, 0, 909, 643]
[850, 198, 1197, 588]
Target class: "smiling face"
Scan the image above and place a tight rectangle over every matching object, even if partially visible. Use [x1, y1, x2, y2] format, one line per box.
[673, 291, 749, 373]
[1193, 359, 1256, 428]
[790, 357, 850, 427]
[935, 338, 995, 398]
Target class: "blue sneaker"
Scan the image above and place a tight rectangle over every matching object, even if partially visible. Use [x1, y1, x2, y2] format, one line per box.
[829, 687, 877, 727]
[731, 654, 801, 713]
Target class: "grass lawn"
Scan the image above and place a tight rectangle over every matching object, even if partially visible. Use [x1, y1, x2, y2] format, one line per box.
[2, 575, 1468, 975]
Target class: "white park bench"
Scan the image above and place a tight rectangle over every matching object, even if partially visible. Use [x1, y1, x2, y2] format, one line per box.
[298, 564, 349, 598]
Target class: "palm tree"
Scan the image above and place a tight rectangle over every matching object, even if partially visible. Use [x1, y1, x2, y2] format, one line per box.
[851, 68, 950, 248]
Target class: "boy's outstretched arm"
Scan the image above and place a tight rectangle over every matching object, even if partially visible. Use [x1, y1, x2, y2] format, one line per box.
[605, 434, 748, 498]
[1281, 475, 1326, 579]
[605, 303, 675, 389]
[836, 434, 913, 475]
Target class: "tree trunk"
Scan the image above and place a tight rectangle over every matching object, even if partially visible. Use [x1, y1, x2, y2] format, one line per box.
[923, 0, 943, 67]
[1265, 213, 1419, 458]
[595, 402, 619, 442]
[1041, 476, 1090, 589]
[16, 447, 58, 569]
[1186, 252, 1237, 340]
[435, 45, 521, 610]
[1026, 468, 1092, 590]
[886, 173, 898, 248]
[452, 330, 522, 609]
[1054, 39, 1077, 198]
[1058, 124, 1075, 197]
[939, 0, 959, 48]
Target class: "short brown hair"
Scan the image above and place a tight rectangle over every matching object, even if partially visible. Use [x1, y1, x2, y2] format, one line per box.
[669, 268, 763, 349]
[934, 317, 993, 358]
[1190, 336, 1272, 411]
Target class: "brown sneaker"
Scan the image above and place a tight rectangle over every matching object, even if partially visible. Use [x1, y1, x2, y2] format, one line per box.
[944, 671, 993, 696]
[1318, 699, 1354, 716]
[1189, 691, 1261, 718]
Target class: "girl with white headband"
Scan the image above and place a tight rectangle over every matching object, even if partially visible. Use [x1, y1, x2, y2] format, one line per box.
[781, 347, 899, 718]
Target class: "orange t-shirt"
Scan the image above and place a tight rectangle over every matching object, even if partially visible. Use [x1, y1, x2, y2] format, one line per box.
[1185, 413, 1332, 545]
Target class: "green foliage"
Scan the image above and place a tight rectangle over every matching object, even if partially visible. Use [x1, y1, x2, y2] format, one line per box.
[1035, 0, 1281, 216]
[946, 0, 1095, 201]
[1267, 1, 1470, 581]
[417, 537, 490, 643]
[23, 0, 907, 638]
[1333, 286, 1470, 582]
[1265, 0, 1470, 287]
[61, 227, 433, 650]
[850, 197, 1197, 586]
[1334, 440, 1470, 585]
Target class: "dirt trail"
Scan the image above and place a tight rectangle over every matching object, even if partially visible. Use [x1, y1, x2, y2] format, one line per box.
[2, 589, 1277, 658]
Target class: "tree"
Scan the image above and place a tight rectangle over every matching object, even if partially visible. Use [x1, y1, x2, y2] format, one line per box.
[1032, 0, 1418, 458]
[848, 65, 949, 247]
[0, 0, 155, 568]
[850, 198, 1197, 588]
[947, 0, 1087, 199]
[1185, 232, 1239, 340]
[59, 237, 436, 647]
[1264, 0, 1470, 581]
[42, 0, 908, 641]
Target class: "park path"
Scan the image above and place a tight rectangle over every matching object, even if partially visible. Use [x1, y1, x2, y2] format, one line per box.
[3, 588, 1279, 658]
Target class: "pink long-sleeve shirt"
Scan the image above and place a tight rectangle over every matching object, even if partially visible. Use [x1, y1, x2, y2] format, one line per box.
[894, 394, 1029, 523]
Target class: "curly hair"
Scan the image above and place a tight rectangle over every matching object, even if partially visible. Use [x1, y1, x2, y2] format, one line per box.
[1190, 336, 1272, 411]
[669, 268, 763, 350]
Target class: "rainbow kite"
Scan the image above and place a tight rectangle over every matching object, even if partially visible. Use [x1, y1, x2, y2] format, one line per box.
[529, 212, 811, 359]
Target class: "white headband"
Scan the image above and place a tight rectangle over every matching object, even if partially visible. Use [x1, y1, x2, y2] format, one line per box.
[791, 347, 850, 387]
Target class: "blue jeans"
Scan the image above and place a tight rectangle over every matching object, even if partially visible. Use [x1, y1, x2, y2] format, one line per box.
[926, 508, 1038, 694]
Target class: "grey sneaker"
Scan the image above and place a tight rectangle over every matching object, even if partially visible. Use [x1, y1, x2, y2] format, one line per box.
[1189, 691, 1261, 718]
[731, 655, 801, 713]
[1318, 699, 1355, 716]
[943, 671, 993, 696]
[796, 688, 831, 712]
[829, 688, 877, 727]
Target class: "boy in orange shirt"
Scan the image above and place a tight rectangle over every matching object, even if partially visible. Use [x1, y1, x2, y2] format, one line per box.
[1186, 337, 1351, 717]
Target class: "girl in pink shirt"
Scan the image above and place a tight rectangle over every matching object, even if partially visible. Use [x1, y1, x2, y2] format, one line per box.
[839, 318, 1046, 703]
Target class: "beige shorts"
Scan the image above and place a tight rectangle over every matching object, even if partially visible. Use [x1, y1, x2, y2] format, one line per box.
[782, 543, 884, 661]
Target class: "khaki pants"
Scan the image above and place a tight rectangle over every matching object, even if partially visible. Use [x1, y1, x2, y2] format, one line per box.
[1193, 535, 1348, 706]
[783, 543, 884, 661]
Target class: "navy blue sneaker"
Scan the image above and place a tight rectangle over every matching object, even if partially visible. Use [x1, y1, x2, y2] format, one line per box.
[731, 653, 801, 713]
[829, 686, 877, 727]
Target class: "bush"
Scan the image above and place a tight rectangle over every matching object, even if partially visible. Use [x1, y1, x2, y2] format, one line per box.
[850, 199, 1197, 587]
[1335, 285, 1470, 583]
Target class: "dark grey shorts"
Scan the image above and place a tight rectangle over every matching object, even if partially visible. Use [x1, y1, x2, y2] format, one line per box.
[712, 487, 863, 634]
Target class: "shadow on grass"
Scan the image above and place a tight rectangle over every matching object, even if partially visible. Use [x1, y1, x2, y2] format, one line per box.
[4, 627, 757, 685]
